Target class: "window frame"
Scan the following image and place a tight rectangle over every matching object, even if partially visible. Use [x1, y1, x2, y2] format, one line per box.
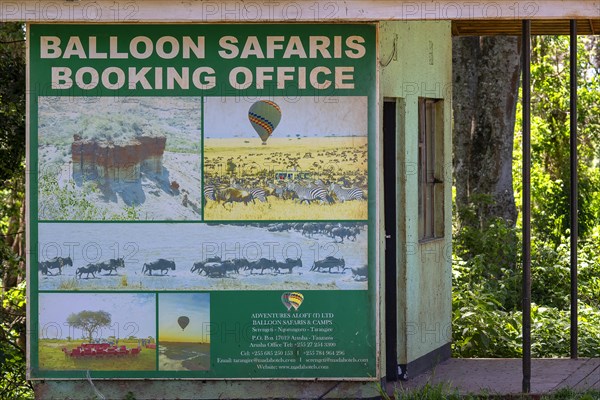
[418, 97, 445, 242]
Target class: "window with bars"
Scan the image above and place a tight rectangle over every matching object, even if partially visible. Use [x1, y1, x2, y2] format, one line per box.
[418, 98, 445, 241]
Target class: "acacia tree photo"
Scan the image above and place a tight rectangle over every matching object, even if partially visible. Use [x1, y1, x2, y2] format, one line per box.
[66, 310, 112, 342]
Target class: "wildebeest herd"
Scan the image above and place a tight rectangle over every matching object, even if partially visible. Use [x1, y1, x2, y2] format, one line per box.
[187, 255, 367, 281]
[190, 256, 304, 277]
[38, 222, 369, 285]
[38, 256, 178, 279]
[39, 256, 73, 275]
[39, 257, 127, 279]
[39, 254, 367, 282]
[266, 221, 362, 243]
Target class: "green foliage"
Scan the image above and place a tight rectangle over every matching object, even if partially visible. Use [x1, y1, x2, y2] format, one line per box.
[452, 203, 522, 358]
[77, 113, 162, 142]
[453, 35, 600, 360]
[39, 174, 141, 221]
[39, 174, 106, 220]
[0, 22, 32, 399]
[452, 282, 522, 358]
[527, 36, 600, 245]
[39, 111, 163, 148]
[453, 196, 520, 310]
[0, 23, 25, 182]
[379, 382, 463, 400]
[453, 218, 600, 358]
[38, 97, 201, 154]
[124, 391, 137, 400]
[545, 388, 600, 400]
[529, 234, 600, 310]
[0, 281, 31, 398]
[384, 384, 600, 399]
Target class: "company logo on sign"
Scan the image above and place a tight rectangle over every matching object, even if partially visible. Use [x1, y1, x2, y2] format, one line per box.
[281, 292, 304, 311]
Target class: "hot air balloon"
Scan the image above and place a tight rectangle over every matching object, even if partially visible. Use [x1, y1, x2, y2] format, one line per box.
[288, 292, 304, 311]
[248, 100, 282, 145]
[281, 292, 293, 311]
[177, 316, 190, 331]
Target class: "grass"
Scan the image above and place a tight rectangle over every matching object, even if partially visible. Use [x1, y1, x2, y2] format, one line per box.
[380, 382, 462, 400]
[56, 278, 79, 290]
[49, 276, 341, 291]
[204, 196, 367, 220]
[39, 339, 156, 371]
[54, 276, 144, 291]
[204, 136, 367, 179]
[378, 383, 600, 399]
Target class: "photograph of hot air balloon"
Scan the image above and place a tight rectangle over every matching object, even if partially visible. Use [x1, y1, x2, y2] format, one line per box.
[203, 96, 369, 220]
[158, 293, 210, 371]
[248, 100, 282, 145]
[37, 96, 203, 221]
[37, 293, 157, 371]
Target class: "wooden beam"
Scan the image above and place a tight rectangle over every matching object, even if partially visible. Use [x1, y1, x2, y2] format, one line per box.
[452, 19, 600, 36]
[1, 1, 599, 23]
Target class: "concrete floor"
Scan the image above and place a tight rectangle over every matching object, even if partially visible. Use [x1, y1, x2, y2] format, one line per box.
[388, 358, 600, 396]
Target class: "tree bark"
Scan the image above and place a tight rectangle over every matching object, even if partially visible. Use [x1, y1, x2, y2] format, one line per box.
[453, 36, 521, 226]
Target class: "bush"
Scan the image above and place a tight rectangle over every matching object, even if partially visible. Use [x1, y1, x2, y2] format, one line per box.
[452, 207, 600, 358]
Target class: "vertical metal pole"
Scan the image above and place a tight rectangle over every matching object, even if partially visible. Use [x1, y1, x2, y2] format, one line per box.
[522, 19, 532, 394]
[570, 19, 579, 359]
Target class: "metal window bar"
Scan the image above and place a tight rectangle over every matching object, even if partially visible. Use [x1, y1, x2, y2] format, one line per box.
[522, 19, 532, 394]
[426, 100, 436, 239]
[569, 19, 578, 360]
[418, 99, 426, 239]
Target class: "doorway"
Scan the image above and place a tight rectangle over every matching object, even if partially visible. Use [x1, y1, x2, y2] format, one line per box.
[383, 99, 398, 381]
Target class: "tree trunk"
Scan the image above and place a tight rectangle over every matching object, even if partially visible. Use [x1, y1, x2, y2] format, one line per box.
[453, 36, 521, 227]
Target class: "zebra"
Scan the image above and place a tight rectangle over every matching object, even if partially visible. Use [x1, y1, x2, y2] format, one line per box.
[247, 187, 267, 203]
[268, 182, 296, 200]
[329, 183, 364, 202]
[267, 182, 285, 198]
[204, 184, 218, 202]
[231, 182, 268, 203]
[287, 182, 331, 204]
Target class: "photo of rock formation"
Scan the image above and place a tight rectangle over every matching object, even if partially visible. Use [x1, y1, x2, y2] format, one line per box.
[38, 97, 202, 221]
[71, 134, 167, 183]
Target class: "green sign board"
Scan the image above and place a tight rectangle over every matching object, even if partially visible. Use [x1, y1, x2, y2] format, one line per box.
[28, 23, 377, 380]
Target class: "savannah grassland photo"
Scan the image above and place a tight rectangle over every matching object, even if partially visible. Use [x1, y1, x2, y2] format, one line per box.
[158, 293, 210, 371]
[38, 293, 156, 371]
[203, 96, 369, 220]
[37, 97, 202, 221]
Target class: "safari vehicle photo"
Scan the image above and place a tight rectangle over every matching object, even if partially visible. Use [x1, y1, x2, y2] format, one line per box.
[273, 170, 312, 184]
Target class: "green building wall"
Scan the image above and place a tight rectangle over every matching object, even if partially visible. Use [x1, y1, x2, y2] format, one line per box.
[379, 20, 453, 377]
